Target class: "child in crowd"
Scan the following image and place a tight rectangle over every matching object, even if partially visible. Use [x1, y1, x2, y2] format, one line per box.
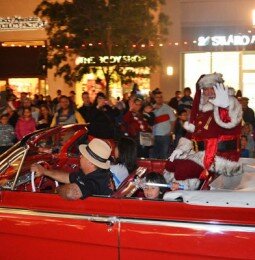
[173, 109, 187, 148]
[142, 172, 167, 199]
[37, 104, 53, 130]
[240, 135, 250, 158]
[15, 107, 36, 140]
[0, 114, 15, 154]
[241, 122, 255, 157]
[110, 137, 137, 189]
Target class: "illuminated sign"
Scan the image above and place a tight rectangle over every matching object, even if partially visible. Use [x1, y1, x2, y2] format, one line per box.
[76, 55, 147, 65]
[0, 16, 46, 31]
[198, 35, 255, 47]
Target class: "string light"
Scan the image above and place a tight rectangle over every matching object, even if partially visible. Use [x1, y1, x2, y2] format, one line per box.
[174, 42, 179, 46]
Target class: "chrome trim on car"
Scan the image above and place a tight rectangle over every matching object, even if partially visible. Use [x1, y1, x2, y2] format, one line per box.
[11, 145, 29, 190]
[0, 207, 254, 233]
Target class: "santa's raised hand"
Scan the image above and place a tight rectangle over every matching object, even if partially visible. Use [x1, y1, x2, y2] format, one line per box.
[209, 83, 230, 108]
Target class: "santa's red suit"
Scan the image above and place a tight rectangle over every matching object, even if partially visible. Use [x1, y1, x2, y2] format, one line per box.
[164, 73, 243, 189]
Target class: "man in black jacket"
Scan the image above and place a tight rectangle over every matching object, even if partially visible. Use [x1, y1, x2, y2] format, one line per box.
[31, 138, 113, 200]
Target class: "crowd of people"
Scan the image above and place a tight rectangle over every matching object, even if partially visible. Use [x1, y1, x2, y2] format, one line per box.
[1, 82, 255, 159]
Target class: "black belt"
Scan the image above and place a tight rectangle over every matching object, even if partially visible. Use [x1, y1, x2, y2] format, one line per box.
[192, 140, 238, 152]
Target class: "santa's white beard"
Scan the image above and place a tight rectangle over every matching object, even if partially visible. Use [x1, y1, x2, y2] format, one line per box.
[199, 95, 214, 112]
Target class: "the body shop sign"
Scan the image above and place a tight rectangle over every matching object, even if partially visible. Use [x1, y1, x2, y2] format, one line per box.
[198, 34, 255, 47]
[76, 55, 147, 65]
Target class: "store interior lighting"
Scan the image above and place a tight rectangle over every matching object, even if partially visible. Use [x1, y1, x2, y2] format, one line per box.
[253, 9, 255, 26]
[166, 66, 174, 76]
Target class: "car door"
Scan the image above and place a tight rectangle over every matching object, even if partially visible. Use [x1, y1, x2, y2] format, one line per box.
[0, 192, 119, 259]
[118, 199, 255, 259]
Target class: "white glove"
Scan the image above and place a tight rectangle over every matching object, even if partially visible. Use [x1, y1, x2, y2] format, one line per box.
[209, 83, 230, 108]
[169, 149, 183, 162]
[183, 121, 195, 133]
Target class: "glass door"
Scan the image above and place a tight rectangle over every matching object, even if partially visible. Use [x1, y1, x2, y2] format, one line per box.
[242, 72, 255, 110]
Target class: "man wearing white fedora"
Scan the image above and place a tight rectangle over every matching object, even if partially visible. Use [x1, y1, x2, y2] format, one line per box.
[31, 138, 113, 200]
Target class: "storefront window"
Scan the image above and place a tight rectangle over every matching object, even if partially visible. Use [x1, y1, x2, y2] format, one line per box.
[212, 52, 239, 89]
[243, 73, 255, 109]
[75, 67, 150, 106]
[9, 78, 40, 97]
[184, 52, 211, 95]
[242, 54, 255, 70]
[184, 52, 240, 95]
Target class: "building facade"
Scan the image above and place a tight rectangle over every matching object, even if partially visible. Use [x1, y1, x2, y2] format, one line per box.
[1, 0, 255, 105]
[161, 0, 255, 106]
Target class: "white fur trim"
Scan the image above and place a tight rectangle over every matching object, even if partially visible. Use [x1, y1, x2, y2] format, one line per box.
[227, 87, 235, 96]
[175, 137, 194, 154]
[186, 151, 243, 176]
[213, 96, 242, 129]
[199, 95, 214, 112]
[183, 121, 195, 133]
[199, 73, 224, 89]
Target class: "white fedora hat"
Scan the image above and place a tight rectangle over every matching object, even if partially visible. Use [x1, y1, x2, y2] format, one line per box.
[79, 139, 111, 169]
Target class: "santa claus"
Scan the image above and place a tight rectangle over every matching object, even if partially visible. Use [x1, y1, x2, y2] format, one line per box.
[164, 73, 243, 190]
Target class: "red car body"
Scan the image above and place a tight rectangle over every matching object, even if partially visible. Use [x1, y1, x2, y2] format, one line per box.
[0, 124, 255, 259]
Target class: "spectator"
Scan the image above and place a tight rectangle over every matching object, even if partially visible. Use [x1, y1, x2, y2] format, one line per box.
[31, 138, 113, 200]
[240, 135, 250, 158]
[3, 105, 19, 128]
[122, 97, 151, 157]
[15, 107, 36, 140]
[0, 114, 15, 154]
[168, 90, 182, 111]
[78, 91, 92, 122]
[88, 92, 119, 139]
[52, 89, 62, 112]
[50, 95, 85, 127]
[142, 102, 155, 127]
[235, 89, 242, 100]
[142, 172, 167, 199]
[110, 136, 137, 189]
[45, 95, 54, 113]
[241, 97, 255, 129]
[152, 91, 176, 159]
[178, 87, 193, 112]
[118, 92, 130, 114]
[241, 122, 255, 157]
[131, 83, 142, 97]
[37, 104, 53, 130]
[173, 109, 187, 148]
[18, 98, 40, 122]
[69, 90, 77, 109]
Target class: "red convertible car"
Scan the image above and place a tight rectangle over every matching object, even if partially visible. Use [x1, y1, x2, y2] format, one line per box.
[0, 124, 255, 259]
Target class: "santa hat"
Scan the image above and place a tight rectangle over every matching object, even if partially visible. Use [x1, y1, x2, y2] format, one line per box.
[198, 73, 224, 89]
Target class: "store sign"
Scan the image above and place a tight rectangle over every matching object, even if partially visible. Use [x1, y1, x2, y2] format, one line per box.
[76, 55, 147, 65]
[0, 16, 46, 31]
[198, 34, 255, 46]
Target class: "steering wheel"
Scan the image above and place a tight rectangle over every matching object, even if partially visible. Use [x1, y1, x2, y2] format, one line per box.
[31, 161, 59, 192]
